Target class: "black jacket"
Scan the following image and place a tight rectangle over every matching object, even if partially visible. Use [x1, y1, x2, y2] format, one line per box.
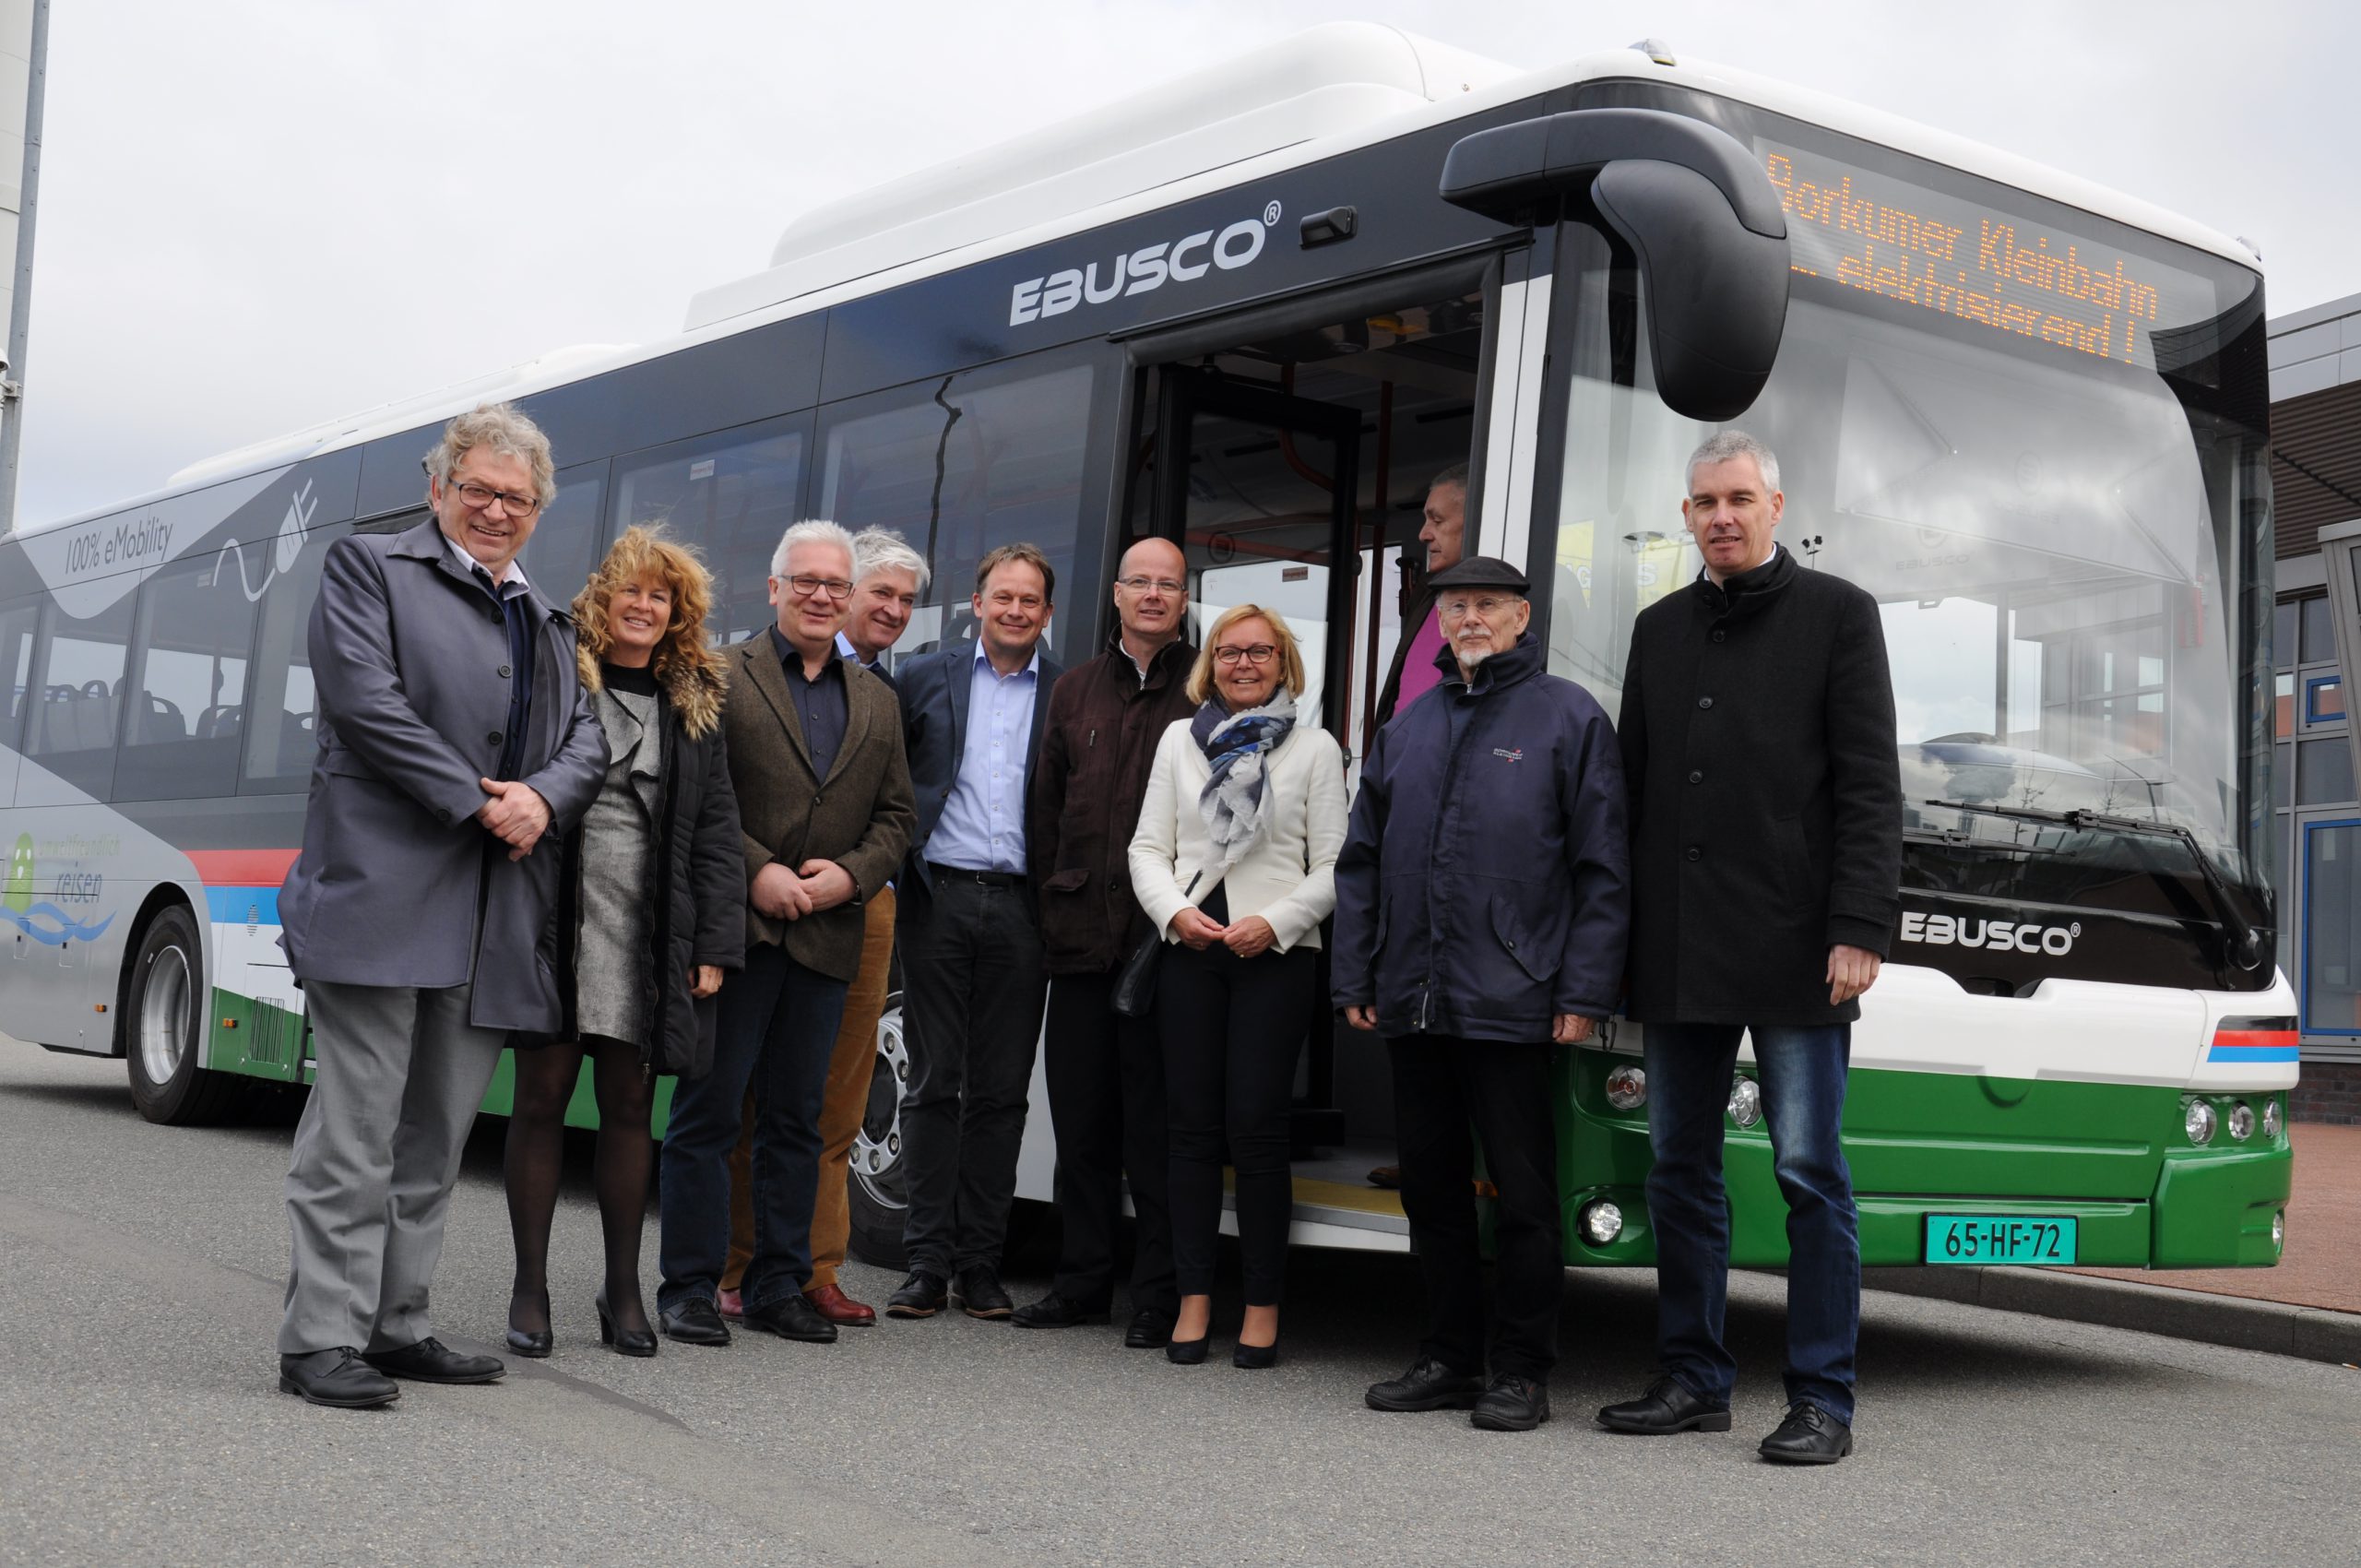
[1332, 633, 1630, 1042]
[545, 672, 747, 1075]
[894, 640, 1064, 909]
[1027, 630, 1199, 974]
[1617, 548, 1902, 1026]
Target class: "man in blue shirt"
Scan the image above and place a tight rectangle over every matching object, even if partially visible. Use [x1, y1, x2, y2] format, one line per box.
[885, 543, 1064, 1318]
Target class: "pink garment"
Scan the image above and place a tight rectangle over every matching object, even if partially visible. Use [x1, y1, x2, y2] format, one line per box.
[1396, 605, 1448, 711]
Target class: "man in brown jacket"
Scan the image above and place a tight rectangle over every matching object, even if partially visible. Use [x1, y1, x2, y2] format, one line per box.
[1010, 537, 1197, 1347]
[657, 519, 915, 1349]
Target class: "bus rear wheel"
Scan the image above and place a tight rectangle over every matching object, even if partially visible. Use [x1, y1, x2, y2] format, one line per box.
[125, 905, 247, 1126]
[847, 994, 911, 1270]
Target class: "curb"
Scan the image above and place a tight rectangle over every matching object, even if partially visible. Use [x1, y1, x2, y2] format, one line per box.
[1864, 1265, 2361, 1366]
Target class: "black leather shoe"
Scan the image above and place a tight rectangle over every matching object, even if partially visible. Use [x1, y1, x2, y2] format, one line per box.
[505, 1289, 552, 1359]
[1123, 1308, 1177, 1349]
[886, 1269, 948, 1318]
[743, 1290, 840, 1344]
[659, 1297, 732, 1347]
[1470, 1373, 1550, 1431]
[1232, 1340, 1278, 1370]
[597, 1291, 658, 1358]
[1596, 1375, 1733, 1434]
[954, 1265, 1014, 1320]
[1760, 1402, 1853, 1465]
[362, 1336, 504, 1384]
[1165, 1334, 1209, 1365]
[1365, 1357, 1487, 1412]
[1011, 1291, 1110, 1329]
[279, 1348, 399, 1408]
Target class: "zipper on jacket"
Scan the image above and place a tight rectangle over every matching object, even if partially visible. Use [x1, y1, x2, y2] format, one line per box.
[1418, 690, 1479, 1034]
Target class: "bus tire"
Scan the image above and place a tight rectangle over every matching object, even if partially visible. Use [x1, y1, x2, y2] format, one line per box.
[846, 992, 911, 1271]
[125, 904, 246, 1126]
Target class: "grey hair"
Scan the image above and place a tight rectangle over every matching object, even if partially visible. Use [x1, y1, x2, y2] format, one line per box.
[1685, 430, 1781, 495]
[1428, 460, 1469, 497]
[850, 527, 931, 594]
[424, 401, 558, 506]
[770, 518, 858, 579]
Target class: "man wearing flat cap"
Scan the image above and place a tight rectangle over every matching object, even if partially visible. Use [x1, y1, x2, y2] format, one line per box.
[1332, 554, 1630, 1433]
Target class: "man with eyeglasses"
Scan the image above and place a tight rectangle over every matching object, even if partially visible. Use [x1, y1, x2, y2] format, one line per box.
[884, 543, 1064, 1320]
[657, 518, 915, 1349]
[1010, 537, 1198, 1346]
[276, 402, 607, 1407]
[1335, 554, 1629, 1433]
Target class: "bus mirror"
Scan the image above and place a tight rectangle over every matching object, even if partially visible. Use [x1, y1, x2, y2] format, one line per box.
[1439, 107, 1791, 422]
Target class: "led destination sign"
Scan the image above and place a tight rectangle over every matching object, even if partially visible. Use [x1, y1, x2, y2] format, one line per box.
[1761, 140, 2216, 371]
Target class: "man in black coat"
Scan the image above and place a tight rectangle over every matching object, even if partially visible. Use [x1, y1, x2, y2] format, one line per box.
[1334, 555, 1630, 1434]
[1596, 432, 1902, 1466]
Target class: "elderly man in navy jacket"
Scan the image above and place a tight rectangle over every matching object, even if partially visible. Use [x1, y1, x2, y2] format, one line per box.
[1334, 554, 1629, 1433]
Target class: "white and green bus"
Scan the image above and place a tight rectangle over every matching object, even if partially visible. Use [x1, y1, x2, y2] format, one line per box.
[0, 23, 2292, 1274]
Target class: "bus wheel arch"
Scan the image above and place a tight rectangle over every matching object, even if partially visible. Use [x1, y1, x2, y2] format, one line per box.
[121, 897, 246, 1125]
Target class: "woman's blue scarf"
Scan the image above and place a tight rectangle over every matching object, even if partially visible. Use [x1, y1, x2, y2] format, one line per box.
[1192, 693, 1297, 874]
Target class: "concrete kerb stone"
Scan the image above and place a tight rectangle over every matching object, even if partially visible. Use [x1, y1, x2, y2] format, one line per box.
[1863, 1265, 2361, 1366]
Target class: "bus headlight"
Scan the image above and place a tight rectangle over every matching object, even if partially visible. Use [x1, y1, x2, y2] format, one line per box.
[2184, 1099, 2216, 1146]
[2272, 1210, 2285, 1252]
[2262, 1099, 2283, 1140]
[1727, 1076, 1762, 1129]
[1580, 1201, 1623, 1245]
[1605, 1064, 1647, 1111]
[2227, 1101, 2255, 1142]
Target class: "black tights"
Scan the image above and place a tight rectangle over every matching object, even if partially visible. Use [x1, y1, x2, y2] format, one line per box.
[504, 1037, 657, 1336]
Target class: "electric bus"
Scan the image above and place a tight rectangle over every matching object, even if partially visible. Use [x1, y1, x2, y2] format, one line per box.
[0, 23, 2293, 1274]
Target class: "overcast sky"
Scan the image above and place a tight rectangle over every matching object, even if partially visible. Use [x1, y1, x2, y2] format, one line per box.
[11, 0, 2352, 527]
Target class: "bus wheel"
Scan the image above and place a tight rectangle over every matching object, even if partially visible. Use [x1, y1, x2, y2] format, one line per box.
[125, 905, 244, 1126]
[847, 994, 910, 1270]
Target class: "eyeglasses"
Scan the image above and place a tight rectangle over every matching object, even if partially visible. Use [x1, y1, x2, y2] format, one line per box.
[1439, 594, 1520, 619]
[1116, 576, 1187, 595]
[1213, 644, 1278, 667]
[782, 574, 854, 601]
[448, 480, 542, 518]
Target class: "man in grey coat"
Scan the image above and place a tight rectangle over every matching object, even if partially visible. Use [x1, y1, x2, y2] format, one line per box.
[275, 402, 607, 1408]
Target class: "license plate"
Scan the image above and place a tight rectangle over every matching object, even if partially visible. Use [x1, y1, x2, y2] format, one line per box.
[1925, 1215, 2078, 1265]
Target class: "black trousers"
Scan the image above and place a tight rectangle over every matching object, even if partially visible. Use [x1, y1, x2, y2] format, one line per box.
[1158, 940, 1314, 1306]
[1389, 1036, 1563, 1382]
[1043, 968, 1177, 1315]
[896, 873, 1050, 1277]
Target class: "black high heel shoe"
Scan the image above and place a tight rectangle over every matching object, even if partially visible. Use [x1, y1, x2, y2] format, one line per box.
[1232, 1340, 1278, 1370]
[597, 1290, 658, 1359]
[506, 1289, 552, 1359]
[1166, 1334, 1210, 1365]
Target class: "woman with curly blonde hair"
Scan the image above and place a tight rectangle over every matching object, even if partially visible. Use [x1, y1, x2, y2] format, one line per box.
[504, 525, 745, 1358]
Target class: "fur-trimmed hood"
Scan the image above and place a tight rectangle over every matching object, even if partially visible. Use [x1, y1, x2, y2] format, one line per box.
[575, 646, 729, 739]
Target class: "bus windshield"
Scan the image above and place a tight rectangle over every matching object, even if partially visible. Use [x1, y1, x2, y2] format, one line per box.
[1542, 95, 2272, 890]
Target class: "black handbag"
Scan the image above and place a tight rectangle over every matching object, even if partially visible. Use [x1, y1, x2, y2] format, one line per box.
[1113, 872, 1199, 1019]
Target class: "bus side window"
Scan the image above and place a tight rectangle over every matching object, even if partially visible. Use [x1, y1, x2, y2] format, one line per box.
[23, 591, 136, 801]
[815, 358, 1098, 664]
[522, 462, 611, 613]
[612, 413, 811, 649]
[0, 598, 36, 749]
[242, 523, 349, 792]
[116, 551, 261, 802]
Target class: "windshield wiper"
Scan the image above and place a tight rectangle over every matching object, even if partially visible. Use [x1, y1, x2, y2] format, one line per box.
[1914, 798, 2264, 971]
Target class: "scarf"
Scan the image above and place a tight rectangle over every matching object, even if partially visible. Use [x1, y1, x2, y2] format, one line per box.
[1192, 694, 1297, 875]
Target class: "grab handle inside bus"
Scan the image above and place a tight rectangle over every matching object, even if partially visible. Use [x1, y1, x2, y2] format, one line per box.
[1438, 106, 1791, 422]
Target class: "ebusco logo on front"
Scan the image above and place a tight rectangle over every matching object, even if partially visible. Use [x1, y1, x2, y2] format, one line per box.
[1010, 200, 1281, 326]
[1900, 909, 2081, 956]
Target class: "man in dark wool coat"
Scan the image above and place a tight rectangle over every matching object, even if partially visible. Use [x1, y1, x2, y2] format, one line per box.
[1596, 430, 1902, 1466]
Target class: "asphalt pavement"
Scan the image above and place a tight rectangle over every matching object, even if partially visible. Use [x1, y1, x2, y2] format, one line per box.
[3, 1042, 2356, 1568]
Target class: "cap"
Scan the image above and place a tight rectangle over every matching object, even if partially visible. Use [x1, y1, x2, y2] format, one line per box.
[1427, 554, 1530, 595]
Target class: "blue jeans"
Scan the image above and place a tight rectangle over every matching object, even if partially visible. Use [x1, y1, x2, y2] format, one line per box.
[1643, 1021, 1859, 1423]
[658, 944, 848, 1313]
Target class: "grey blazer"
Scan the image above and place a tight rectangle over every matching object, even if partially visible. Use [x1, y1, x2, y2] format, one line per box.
[894, 640, 1062, 903]
[278, 519, 608, 1031]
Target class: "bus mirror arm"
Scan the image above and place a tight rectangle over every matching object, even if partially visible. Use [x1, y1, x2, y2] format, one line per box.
[1438, 107, 1792, 422]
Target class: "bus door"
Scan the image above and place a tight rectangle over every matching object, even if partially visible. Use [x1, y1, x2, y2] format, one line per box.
[1122, 267, 1492, 1230]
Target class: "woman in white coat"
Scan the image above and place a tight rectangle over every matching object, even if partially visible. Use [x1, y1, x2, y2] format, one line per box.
[1130, 603, 1347, 1368]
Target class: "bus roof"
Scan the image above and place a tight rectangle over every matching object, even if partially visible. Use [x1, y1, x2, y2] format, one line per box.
[26, 22, 2260, 540]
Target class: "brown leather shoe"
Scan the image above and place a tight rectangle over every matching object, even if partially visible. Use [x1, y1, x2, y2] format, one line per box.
[803, 1283, 877, 1327]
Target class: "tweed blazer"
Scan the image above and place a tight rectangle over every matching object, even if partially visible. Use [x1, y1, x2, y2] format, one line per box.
[722, 633, 916, 984]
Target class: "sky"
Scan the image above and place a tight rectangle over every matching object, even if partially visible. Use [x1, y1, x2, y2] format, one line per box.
[9, 0, 2354, 528]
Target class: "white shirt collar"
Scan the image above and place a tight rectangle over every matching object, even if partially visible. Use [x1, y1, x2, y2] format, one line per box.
[444, 529, 530, 592]
[973, 639, 1041, 678]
